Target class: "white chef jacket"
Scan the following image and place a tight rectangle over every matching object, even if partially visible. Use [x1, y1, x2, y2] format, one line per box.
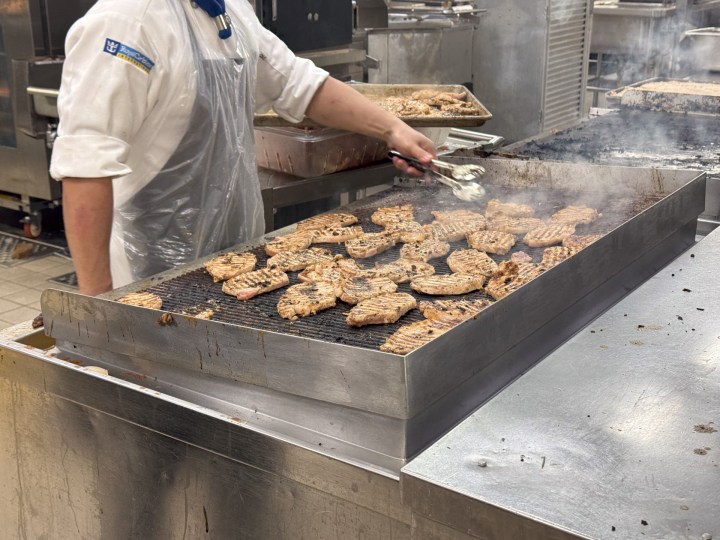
[50, 0, 329, 287]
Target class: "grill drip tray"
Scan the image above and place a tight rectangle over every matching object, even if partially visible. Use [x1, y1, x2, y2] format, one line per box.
[41, 159, 706, 473]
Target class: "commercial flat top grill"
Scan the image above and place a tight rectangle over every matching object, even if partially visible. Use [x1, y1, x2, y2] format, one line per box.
[41, 158, 705, 472]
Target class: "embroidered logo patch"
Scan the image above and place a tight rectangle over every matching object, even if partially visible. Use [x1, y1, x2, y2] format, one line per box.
[103, 38, 155, 73]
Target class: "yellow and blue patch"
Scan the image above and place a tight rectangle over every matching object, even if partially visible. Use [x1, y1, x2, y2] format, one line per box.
[103, 38, 155, 74]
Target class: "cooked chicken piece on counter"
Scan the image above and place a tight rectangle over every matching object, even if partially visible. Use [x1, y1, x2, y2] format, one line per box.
[346, 292, 417, 327]
[510, 251, 534, 264]
[296, 212, 358, 232]
[203, 251, 257, 282]
[222, 268, 290, 301]
[485, 261, 546, 300]
[485, 199, 535, 219]
[339, 276, 398, 305]
[447, 249, 498, 277]
[277, 281, 337, 321]
[311, 225, 364, 244]
[424, 220, 486, 242]
[400, 239, 451, 262]
[419, 298, 493, 324]
[264, 230, 317, 256]
[541, 246, 576, 267]
[523, 224, 576, 248]
[380, 319, 456, 355]
[410, 273, 485, 295]
[345, 232, 397, 258]
[266, 247, 335, 272]
[487, 217, 546, 235]
[382, 220, 428, 243]
[117, 292, 163, 309]
[550, 205, 601, 226]
[363, 258, 435, 284]
[466, 230, 516, 256]
[371, 204, 414, 227]
[562, 234, 603, 251]
[431, 209, 486, 225]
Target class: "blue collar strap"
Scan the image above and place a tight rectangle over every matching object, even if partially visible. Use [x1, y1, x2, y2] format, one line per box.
[193, 0, 232, 39]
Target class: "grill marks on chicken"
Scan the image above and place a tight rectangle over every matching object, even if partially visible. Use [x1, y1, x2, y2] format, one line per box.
[346, 293, 417, 327]
[523, 224, 576, 248]
[296, 212, 358, 232]
[485, 199, 535, 219]
[487, 217, 546, 235]
[380, 319, 455, 355]
[562, 234, 603, 251]
[345, 232, 397, 258]
[298, 257, 363, 291]
[511, 251, 533, 264]
[410, 273, 485, 295]
[447, 249, 498, 276]
[312, 226, 364, 244]
[339, 276, 398, 305]
[400, 239, 451, 262]
[419, 298, 492, 324]
[362, 258, 435, 284]
[267, 248, 335, 272]
[541, 246, 576, 267]
[431, 209, 487, 227]
[550, 205, 601, 226]
[424, 220, 485, 242]
[203, 252, 257, 282]
[466, 230, 516, 255]
[371, 204, 414, 227]
[222, 268, 290, 301]
[277, 281, 337, 321]
[118, 292, 163, 309]
[382, 220, 428, 243]
[485, 261, 546, 300]
[264, 230, 316, 256]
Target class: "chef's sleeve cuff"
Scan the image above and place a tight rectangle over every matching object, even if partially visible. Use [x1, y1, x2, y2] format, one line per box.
[50, 134, 132, 180]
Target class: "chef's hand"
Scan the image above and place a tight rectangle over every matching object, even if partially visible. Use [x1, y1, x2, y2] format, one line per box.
[385, 123, 436, 177]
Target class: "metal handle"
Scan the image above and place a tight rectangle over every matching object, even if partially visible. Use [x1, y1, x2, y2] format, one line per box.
[387, 150, 428, 172]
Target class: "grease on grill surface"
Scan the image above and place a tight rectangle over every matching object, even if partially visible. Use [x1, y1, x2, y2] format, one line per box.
[142, 186, 657, 352]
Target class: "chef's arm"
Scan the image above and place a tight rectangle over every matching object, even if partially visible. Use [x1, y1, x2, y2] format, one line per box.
[305, 77, 436, 176]
[62, 178, 114, 296]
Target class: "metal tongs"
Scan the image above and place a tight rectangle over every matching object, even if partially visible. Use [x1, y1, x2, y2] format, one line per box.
[388, 150, 486, 202]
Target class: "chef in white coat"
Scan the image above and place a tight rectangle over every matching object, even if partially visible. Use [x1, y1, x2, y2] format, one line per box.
[51, 0, 435, 295]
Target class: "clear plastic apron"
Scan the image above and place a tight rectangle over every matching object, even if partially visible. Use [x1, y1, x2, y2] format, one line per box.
[116, 2, 264, 282]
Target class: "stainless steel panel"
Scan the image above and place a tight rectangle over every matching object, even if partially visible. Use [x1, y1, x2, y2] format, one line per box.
[403, 226, 720, 540]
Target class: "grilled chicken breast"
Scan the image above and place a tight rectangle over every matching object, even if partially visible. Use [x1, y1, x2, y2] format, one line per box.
[371, 204, 414, 227]
[511, 251, 533, 264]
[383, 221, 428, 243]
[379, 319, 455, 355]
[363, 258, 435, 284]
[267, 248, 335, 272]
[410, 273, 485, 295]
[424, 220, 486, 242]
[431, 209, 486, 226]
[419, 298, 492, 324]
[400, 239, 451, 262]
[222, 268, 290, 301]
[346, 292, 417, 327]
[298, 257, 363, 295]
[487, 217, 546, 235]
[203, 252, 257, 282]
[550, 205, 601, 225]
[485, 261, 545, 300]
[296, 212, 358, 232]
[312, 225, 364, 244]
[447, 249, 498, 276]
[541, 246, 575, 267]
[523, 224, 576, 248]
[466, 230, 516, 255]
[345, 232, 397, 258]
[264, 230, 316, 256]
[485, 199, 535, 219]
[277, 281, 337, 320]
[339, 276, 398, 305]
[562, 234, 603, 251]
[118, 292, 163, 310]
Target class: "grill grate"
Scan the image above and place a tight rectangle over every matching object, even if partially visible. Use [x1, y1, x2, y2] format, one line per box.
[143, 185, 658, 351]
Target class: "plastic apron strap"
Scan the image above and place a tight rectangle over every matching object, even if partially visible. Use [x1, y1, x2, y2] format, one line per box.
[117, 5, 264, 281]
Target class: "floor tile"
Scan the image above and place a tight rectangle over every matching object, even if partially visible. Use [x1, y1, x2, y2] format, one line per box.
[3, 288, 42, 307]
[1, 305, 40, 325]
[0, 281, 26, 297]
[0, 297, 21, 314]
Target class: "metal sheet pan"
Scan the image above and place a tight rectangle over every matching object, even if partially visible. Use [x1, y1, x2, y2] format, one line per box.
[254, 83, 492, 128]
[606, 77, 720, 115]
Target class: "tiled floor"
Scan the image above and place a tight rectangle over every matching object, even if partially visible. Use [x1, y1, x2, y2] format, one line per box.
[0, 253, 76, 329]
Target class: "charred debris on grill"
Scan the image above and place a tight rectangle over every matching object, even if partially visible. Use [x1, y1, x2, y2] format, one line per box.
[138, 185, 659, 352]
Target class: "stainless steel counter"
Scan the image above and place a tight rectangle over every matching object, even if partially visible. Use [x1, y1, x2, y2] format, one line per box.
[402, 228, 720, 539]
